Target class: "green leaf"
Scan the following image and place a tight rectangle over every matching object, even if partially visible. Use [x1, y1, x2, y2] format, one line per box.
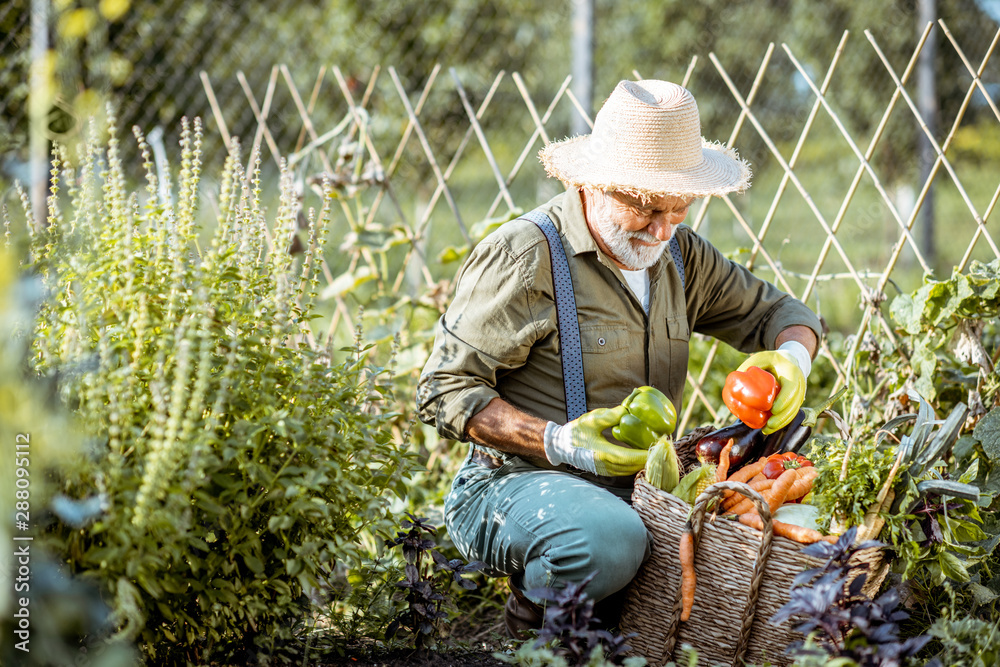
[924, 279, 959, 328]
[242, 554, 264, 574]
[954, 435, 979, 463]
[974, 408, 1000, 461]
[952, 518, 988, 542]
[910, 340, 939, 402]
[939, 551, 971, 582]
[321, 266, 377, 299]
[436, 245, 468, 264]
[969, 582, 1000, 605]
[974, 515, 1000, 555]
[890, 292, 923, 335]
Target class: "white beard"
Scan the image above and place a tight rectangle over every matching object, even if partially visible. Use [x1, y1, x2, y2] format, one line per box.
[590, 197, 668, 270]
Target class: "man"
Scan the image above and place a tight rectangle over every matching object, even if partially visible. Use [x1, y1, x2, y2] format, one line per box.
[416, 80, 820, 636]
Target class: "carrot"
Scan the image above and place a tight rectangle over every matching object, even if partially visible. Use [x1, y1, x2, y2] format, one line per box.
[726, 457, 766, 484]
[766, 468, 799, 514]
[729, 469, 799, 517]
[725, 495, 756, 516]
[749, 473, 766, 484]
[716, 439, 734, 483]
[722, 479, 773, 512]
[679, 529, 696, 621]
[737, 512, 831, 545]
[784, 467, 818, 502]
[720, 457, 767, 503]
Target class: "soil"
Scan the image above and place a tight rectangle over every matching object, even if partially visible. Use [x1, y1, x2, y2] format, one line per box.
[320, 647, 510, 666]
[315, 604, 514, 666]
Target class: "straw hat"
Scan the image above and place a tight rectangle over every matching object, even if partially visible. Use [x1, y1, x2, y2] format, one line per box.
[539, 80, 751, 200]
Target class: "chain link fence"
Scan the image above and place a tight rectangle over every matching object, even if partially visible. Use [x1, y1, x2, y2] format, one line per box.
[0, 0, 570, 172]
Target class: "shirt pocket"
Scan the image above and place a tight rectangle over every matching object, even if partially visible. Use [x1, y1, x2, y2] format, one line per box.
[579, 325, 629, 353]
[663, 315, 691, 408]
[666, 316, 690, 342]
[578, 325, 636, 405]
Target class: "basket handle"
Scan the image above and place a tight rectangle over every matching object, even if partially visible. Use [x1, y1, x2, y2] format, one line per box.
[660, 480, 775, 667]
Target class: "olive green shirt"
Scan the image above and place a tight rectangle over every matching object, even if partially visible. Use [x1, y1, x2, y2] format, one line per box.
[417, 187, 821, 457]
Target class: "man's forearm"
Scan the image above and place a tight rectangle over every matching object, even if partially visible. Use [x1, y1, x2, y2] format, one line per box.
[775, 325, 818, 358]
[464, 397, 550, 460]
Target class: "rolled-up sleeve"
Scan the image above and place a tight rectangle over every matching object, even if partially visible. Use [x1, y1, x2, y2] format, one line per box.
[417, 237, 543, 441]
[681, 228, 822, 352]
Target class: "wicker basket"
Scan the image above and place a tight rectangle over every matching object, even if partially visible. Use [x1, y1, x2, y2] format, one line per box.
[619, 430, 888, 667]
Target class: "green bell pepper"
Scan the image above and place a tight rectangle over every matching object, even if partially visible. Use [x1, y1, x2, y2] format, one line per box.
[623, 385, 677, 435]
[612, 413, 658, 449]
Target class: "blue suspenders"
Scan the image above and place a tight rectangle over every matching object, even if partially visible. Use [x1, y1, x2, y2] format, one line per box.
[522, 209, 686, 423]
[668, 234, 686, 292]
[523, 210, 589, 421]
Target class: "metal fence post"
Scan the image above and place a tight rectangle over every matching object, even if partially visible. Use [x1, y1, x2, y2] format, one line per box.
[918, 2, 938, 268]
[571, 0, 593, 137]
[29, 0, 49, 231]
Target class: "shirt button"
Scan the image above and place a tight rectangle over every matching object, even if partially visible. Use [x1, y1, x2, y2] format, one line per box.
[598, 337, 606, 346]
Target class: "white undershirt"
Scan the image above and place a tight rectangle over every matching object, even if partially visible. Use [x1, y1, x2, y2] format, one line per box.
[621, 268, 650, 313]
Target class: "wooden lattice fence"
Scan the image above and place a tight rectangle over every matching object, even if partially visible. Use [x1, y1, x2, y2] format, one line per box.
[197, 19, 999, 432]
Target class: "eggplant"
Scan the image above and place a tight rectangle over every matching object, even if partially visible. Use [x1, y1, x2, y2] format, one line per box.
[760, 420, 792, 459]
[775, 386, 850, 455]
[778, 408, 812, 454]
[694, 420, 765, 470]
[758, 409, 806, 458]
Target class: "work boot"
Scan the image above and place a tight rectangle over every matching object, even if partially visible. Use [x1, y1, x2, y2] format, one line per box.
[592, 586, 628, 631]
[504, 579, 544, 639]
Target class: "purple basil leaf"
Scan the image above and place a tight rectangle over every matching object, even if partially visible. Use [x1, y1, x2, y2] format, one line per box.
[927, 514, 944, 543]
[848, 573, 867, 598]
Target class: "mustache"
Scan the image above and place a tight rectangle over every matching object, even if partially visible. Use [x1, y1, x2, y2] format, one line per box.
[626, 229, 660, 244]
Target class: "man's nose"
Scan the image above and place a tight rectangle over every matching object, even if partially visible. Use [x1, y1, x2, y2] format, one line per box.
[647, 212, 684, 241]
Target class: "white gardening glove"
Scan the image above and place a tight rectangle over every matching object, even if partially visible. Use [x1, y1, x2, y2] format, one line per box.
[777, 340, 812, 379]
[738, 348, 807, 435]
[543, 405, 647, 476]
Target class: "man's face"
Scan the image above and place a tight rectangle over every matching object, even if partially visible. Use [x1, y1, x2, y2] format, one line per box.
[586, 189, 695, 270]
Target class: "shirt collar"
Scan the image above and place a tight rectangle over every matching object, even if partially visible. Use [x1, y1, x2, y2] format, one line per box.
[557, 186, 602, 257]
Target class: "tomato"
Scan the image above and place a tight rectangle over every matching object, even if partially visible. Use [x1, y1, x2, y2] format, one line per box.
[761, 458, 787, 479]
[762, 452, 813, 479]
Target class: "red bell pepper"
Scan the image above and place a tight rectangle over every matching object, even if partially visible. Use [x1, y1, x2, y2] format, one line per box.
[722, 366, 779, 430]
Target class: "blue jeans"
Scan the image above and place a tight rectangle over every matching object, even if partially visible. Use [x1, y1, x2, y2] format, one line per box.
[444, 446, 652, 602]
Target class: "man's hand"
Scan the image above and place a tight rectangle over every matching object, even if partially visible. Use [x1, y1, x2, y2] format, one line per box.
[544, 405, 649, 476]
[738, 350, 806, 435]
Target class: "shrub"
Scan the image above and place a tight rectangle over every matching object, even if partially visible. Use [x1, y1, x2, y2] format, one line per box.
[924, 614, 1000, 667]
[772, 527, 931, 666]
[383, 512, 485, 649]
[16, 114, 414, 663]
[508, 572, 643, 667]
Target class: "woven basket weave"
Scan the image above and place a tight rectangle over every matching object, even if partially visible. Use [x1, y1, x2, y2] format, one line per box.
[619, 430, 888, 667]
